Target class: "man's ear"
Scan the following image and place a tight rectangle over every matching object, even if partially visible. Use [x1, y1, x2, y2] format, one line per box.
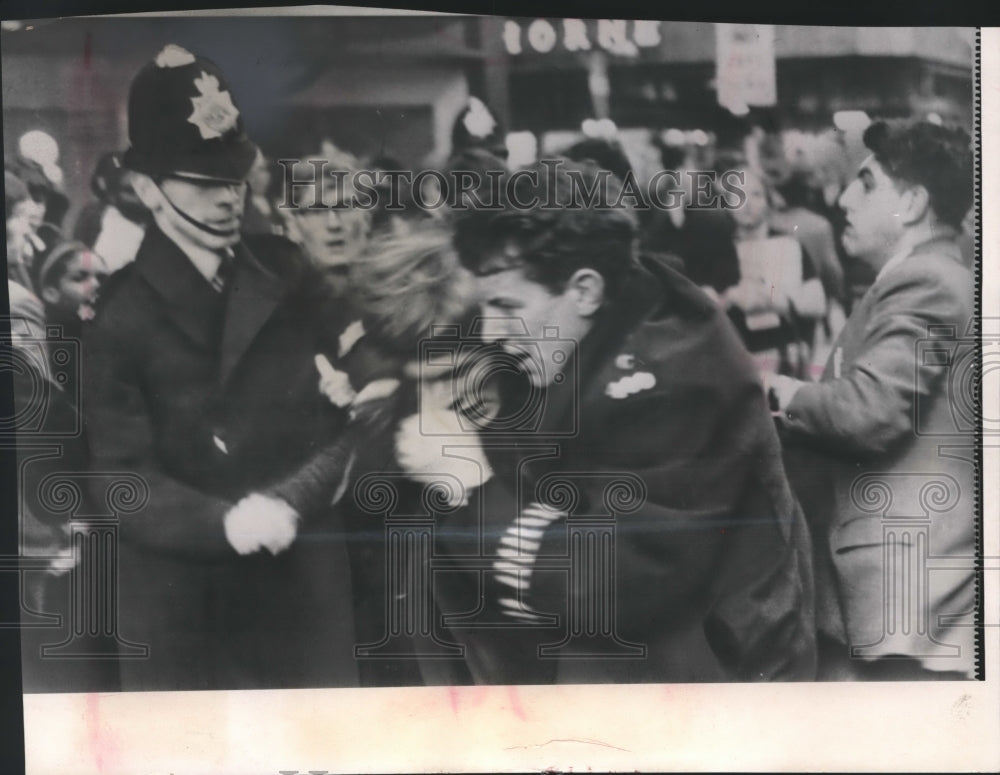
[900, 183, 931, 226]
[567, 268, 605, 317]
[129, 172, 164, 212]
[40, 285, 59, 305]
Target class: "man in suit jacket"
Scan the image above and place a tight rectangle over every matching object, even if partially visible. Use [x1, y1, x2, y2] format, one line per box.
[402, 160, 817, 684]
[768, 120, 977, 679]
[84, 45, 357, 690]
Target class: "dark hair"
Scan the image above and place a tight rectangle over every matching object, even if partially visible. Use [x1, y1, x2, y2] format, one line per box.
[712, 150, 748, 178]
[862, 119, 973, 230]
[442, 147, 508, 215]
[445, 147, 508, 179]
[776, 170, 814, 209]
[562, 137, 635, 188]
[5, 154, 70, 227]
[655, 141, 687, 172]
[453, 159, 638, 299]
[369, 155, 402, 172]
[5, 155, 53, 203]
[33, 238, 89, 293]
[367, 162, 427, 235]
[5, 169, 29, 219]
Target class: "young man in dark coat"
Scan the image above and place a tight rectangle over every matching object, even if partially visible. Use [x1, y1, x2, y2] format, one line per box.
[399, 160, 817, 684]
[767, 120, 977, 680]
[83, 45, 357, 690]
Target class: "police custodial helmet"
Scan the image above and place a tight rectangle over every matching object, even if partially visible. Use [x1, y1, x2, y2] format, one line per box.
[123, 44, 258, 184]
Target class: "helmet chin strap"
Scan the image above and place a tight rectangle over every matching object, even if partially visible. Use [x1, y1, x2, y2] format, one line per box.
[158, 185, 240, 239]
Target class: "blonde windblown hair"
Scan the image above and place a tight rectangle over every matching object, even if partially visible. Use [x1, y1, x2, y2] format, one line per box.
[349, 222, 476, 357]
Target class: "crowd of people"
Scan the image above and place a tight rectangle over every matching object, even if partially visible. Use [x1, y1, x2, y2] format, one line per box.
[7, 44, 977, 691]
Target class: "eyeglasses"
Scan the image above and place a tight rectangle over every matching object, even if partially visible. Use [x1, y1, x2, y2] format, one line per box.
[293, 195, 364, 211]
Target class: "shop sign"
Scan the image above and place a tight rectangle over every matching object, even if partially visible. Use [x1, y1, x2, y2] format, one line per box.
[503, 18, 662, 57]
[715, 23, 777, 111]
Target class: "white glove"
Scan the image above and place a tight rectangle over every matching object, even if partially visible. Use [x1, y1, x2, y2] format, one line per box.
[315, 353, 357, 408]
[224, 493, 300, 556]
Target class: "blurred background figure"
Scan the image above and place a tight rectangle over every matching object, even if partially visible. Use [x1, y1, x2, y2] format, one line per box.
[6, 169, 39, 290]
[562, 136, 685, 277]
[18, 130, 63, 189]
[957, 206, 976, 268]
[367, 154, 409, 236]
[285, 140, 370, 296]
[6, 168, 107, 693]
[722, 164, 826, 378]
[563, 135, 635, 185]
[770, 170, 847, 361]
[8, 130, 69, 228]
[73, 150, 148, 275]
[442, 146, 508, 219]
[772, 171, 844, 309]
[368, 153, 441, 237]
[450, 96, 509, 164]
[639, 140, 741, 297]
[32, 239, 102, 332]
[5, 162, 59, 282]
[241, 148, 287, 237]
[441, 96, 511, 221]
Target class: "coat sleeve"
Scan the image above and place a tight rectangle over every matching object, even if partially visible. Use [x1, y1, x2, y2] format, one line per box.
[266, 395, 399, 516]
[83, 312, 235, 560]
[781, 264, 972, 460]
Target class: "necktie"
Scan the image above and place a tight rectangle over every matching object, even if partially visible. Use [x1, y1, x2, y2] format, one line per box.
[210, 249, 235, 293]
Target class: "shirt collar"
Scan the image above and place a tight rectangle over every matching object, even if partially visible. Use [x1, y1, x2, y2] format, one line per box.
[183, 243, 227, 285]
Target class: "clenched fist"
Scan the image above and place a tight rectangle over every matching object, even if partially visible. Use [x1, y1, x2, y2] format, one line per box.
[224, 493, 300, 555]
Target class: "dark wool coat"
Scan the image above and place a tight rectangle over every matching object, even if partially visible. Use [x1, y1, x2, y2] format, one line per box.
[264, 327, 429, 687]
[424, 255, 818, 684]
[83, 226, 358, 690]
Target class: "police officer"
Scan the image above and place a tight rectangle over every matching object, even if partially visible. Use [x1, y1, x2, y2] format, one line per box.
[84, 45, 356, 690]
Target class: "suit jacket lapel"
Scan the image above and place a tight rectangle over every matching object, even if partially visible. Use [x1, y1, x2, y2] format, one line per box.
[134, 227, 223, 352]
[217, 239, 289, 388]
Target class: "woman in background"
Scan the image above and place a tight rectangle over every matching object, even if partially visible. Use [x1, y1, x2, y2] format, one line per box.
[721, 164, 826, 378]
